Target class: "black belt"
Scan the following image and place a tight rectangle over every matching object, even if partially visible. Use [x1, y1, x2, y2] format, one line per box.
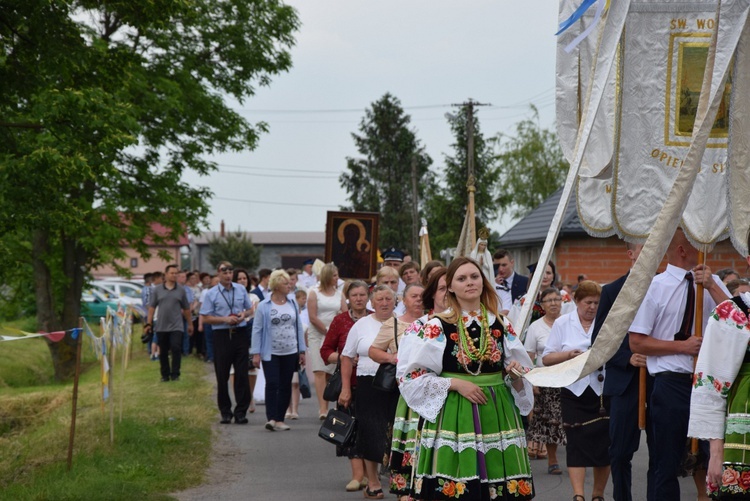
[213, 325, 249, 336]
[654, 371, 692, 381]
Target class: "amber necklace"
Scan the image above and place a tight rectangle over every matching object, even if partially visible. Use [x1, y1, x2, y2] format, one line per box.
[457, 304, 493, 376]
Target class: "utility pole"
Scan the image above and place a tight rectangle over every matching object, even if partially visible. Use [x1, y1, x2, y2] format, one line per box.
[452, 98, 490, 251]
[410, 155, 419, 264]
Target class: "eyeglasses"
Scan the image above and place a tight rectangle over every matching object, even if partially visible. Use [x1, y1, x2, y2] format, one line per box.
[219, 267, 234, 273]
[541, 298, 562, 304]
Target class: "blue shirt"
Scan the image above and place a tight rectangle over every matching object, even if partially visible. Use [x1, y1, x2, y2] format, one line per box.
[199, 282, 252, 330]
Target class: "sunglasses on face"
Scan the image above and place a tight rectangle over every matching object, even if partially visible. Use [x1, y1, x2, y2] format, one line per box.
[219, 267, 234, 273]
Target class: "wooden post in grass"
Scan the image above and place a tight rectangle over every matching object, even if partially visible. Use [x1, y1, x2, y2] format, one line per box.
[67, 318, 84, 471]
[110, 329, 116, 445]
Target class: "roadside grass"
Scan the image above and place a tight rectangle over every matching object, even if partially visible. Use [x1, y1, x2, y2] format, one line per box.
[0, 325, 215, 500]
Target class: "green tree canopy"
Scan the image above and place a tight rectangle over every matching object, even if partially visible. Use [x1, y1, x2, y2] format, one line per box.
[0, 0, 298, 379]
[494, 106, 569, 219]
[339, 93, 432, 252]
[422, 106, 500, 254]
[208, 232, 262, 271]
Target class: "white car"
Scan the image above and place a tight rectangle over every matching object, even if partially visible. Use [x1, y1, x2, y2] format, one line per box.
[91, 281, 143, 307]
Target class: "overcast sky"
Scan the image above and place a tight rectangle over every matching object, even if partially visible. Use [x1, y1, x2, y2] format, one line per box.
[185, 1, 559, 238]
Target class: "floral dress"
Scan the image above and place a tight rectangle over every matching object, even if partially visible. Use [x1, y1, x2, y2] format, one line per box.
[689, 293, 750, 499]
[397, 309, 535, 500]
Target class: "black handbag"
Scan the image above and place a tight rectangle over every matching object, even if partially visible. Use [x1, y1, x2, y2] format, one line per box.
[294, 303, 311, 399]
[372, 318, 399, 392]
[323, 361, 342, 401]
[318, 408, 356, 447]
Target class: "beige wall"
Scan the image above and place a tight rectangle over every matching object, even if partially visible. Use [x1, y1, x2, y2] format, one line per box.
[94, 246, 182, 278]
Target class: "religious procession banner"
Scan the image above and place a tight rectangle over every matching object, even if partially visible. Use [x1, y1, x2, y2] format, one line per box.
[556, 0, 619, 238]
[527, 0, 750, 387]
[612, 1, 732, 247]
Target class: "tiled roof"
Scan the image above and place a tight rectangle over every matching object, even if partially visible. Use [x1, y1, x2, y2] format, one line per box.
[498, 188, 586, 246]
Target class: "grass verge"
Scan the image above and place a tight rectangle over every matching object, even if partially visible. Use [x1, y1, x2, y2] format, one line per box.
[0, 327, 215, 500]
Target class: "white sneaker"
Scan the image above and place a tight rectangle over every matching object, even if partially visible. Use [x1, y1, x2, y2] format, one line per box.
[265, 420, 276, 431]
[274, 422, 291, 431]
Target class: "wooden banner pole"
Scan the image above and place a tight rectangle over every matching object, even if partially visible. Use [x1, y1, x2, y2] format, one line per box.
[691, 251, 706, 454]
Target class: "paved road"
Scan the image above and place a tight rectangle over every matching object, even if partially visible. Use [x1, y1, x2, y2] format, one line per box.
[176, 382, 699, 501]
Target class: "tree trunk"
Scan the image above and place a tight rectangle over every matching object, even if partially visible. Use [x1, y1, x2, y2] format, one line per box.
[32, 229, 86, 381]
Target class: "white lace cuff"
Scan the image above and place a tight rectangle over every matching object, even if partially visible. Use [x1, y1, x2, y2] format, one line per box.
[508, 377, 534, 416]
[399, 373, 452, 423]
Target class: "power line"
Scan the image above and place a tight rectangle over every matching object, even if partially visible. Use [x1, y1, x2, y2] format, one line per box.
[235, 87, 555, 115]
[238, 103, 452, 114]
[219, 169, 338, 180]
[214, 196, 339, 208]
[215, 162, 341, 174]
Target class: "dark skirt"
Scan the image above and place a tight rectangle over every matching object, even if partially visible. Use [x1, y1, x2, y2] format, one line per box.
[355, 375, 399, 464]
[561, 387, 611, 467]
[336, 390, 361, 459]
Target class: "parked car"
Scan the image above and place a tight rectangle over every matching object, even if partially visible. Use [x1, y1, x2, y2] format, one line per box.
[91, 281, 142, 307]
[81, 289, 120, 321]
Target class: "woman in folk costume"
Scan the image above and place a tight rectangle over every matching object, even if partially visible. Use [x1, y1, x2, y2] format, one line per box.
[688, 229, 750, 499]
[397, 257, 535, 500]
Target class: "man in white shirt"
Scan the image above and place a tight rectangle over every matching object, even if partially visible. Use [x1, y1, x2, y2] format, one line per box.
[629, 229, 730, 500]
[298, 259, 317, 291]
[492, 249, 529, 313]
[382, 247, 406, 294]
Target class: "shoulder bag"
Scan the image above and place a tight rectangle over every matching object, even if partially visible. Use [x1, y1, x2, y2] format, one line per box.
[318, 407, 356, 447]
[323, 359, 343, 401]
[372, 318, 399, 392]
[295, 301, 312, 399]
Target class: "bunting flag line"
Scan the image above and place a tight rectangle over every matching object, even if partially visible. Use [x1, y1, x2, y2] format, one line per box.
[0, 327, 77, 342]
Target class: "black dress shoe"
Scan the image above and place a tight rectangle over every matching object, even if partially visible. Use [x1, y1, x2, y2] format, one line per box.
[234, 414, 248, 424]
[220, 414, 233, 424]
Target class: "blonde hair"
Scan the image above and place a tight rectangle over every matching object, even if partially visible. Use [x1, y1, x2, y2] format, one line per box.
[438, 257, 499, 324]
[268, 269, 290, 292]
[319, 263, 338, 291]
[376, 266, 399, 283]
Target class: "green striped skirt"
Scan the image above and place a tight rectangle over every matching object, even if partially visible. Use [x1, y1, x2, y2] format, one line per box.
[389, 395, 422, 495]
[412, 372, 534, 500]
[714, 363, 750, 499]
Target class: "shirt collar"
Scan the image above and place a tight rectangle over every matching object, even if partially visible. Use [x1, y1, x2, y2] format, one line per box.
[665, 263, 690, 280]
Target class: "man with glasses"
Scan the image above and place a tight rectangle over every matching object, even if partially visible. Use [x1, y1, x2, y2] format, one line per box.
[144, 264, 192, 382]
[200, 261, 254, 424]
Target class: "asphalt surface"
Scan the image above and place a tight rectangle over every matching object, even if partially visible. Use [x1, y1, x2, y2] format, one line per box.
[175, 373, 699, 501]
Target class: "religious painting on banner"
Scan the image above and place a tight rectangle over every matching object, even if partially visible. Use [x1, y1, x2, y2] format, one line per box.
[325, 211, 380, 280]
[612, 2, 731, 247]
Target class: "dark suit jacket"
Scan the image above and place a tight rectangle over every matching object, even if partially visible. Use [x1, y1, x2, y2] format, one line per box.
[250, 286, 264, 302]
[591, 273, 639, 397]
[511, 274, 529, 303]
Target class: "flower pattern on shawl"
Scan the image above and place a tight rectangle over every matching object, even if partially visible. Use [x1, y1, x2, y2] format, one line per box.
[713, 300, 749, 327]
[419, 323, 445, 341]
[693, 371, 732, 397]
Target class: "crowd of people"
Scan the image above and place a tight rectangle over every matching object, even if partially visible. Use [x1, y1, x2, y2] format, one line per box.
[138, 229, 750, 501]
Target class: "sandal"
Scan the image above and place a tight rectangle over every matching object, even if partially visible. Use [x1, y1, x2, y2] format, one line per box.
[573, 496, 585, 501]
[548, 463, 562, 475]
[527, 442, 539, 460]
[592, 497, 605, 501]
[364, 487, 384, 499]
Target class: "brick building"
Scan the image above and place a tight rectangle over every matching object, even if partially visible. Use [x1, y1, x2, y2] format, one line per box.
[94, 222, 189, 278]
[498, 188, 747, 286]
